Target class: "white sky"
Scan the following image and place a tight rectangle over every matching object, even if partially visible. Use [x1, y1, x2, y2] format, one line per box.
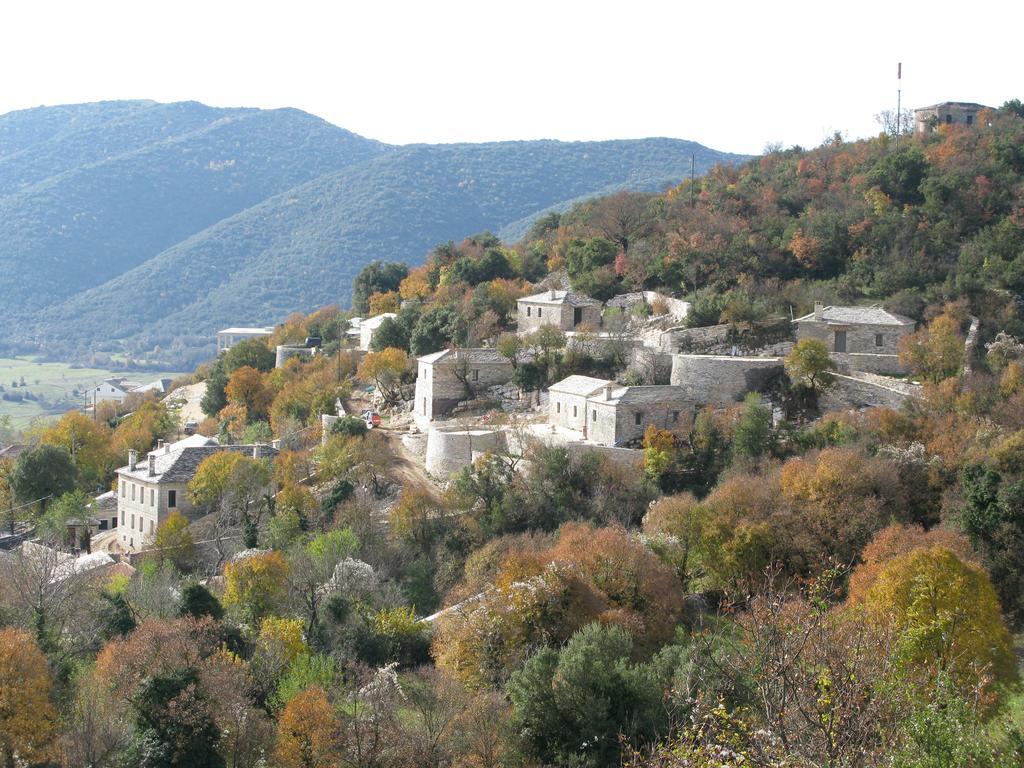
[1, 0, 1020, 156]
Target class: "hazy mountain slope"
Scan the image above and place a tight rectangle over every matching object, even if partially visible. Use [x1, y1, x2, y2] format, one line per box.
[0, 103, 385, 313]
[28, 139, 743, 358]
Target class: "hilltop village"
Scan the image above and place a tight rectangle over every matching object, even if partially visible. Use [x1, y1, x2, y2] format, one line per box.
[2, 101, 1024, 767]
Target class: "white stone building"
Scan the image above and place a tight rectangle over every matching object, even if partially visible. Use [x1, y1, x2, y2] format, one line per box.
[114, 436, 277, 552]
[359, 313, 398, 351]
[548, 375, 613, 432]
[517, 290, 601, 334]
[84, 378, 139, 405]
[216, 327, 275, 353]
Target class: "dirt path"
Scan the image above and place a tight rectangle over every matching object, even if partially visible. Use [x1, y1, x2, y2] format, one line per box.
[166, 382, 207, 428]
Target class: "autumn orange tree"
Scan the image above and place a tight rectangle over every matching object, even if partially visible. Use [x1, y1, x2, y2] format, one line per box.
[225, 365, 273, 421]
[274, 686, 341, 768]
[39, 410, 117, 489]
[0, 628, 58, 767]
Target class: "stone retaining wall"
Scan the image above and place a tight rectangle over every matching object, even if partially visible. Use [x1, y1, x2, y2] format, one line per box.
[670, 354, 784, 404]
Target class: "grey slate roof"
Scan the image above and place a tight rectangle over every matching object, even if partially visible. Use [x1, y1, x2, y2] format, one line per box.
[418, 348, 510, 366]
[591, 384, 691, 406]
[549, 375, 612, 396]
[117, 444, 278, 484]
[793, 305, 915, 327]
[519, 289, 601, 307]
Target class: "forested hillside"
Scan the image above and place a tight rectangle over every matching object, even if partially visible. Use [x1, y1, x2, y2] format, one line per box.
[0, 100, 740, 366]
[511, 101, 1024, 329]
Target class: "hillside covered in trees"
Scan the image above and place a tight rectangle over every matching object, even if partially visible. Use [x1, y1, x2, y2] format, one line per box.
[0, 100, 741, 366]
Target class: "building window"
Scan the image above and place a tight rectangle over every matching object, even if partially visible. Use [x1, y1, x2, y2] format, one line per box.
[573, 405, 577, 418]
[945, 114, 953, 124]
[471, 369, 479, 382]
[131, 485, 135, 501]
[120, 511, 125, 526]
[671, 411, 680, 423]
[966, 114, 974, 126]
[168, 490, 177, 508]
[149, 520, 154, 534]
[120, 480, 125, 498]
[875, 333, 884, 347]
[150, 489, 155, 506]
[537, 307, 542, 317]
[556, 402, 561, 414]
[526, 306, 532, 317]
[592, 410, 597, 422]
[131, 514, 135, 529]
[634, 412, 642, 426]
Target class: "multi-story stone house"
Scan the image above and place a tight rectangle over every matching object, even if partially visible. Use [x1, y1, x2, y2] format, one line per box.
[517, 290, 601, 334]
[413, 348, 515, 420]
[115, 436, 277, 552]
[914, 102, 988, 133]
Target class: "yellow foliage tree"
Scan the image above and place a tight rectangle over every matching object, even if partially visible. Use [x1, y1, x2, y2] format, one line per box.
[222, 551, 289, 626]
[399, 266, 432, 301]
[898, 306, 966, 383]
[39, 411, 116, 488]
[152, 510, 195, 570]
[0, 628, 58, 766]
[274, 686, 341, 768]
[368, 290, 401, 316]
[356, 347, 409, 406]
[857, 546, 1016, 706]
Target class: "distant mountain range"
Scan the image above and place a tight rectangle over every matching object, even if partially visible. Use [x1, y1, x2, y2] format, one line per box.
[0, 100, 747, 366]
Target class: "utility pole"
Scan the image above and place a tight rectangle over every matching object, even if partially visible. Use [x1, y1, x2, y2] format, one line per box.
[896, 62, 902, 150]
[689, 154, 695, 209]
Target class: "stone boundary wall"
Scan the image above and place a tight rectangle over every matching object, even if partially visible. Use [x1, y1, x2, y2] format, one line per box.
[820, 373, 922, 411]
[833, 352, 904, 376]
[670, 354, 784, 404]
[425, 427, 507, 477]
[565, 441, 643, 468]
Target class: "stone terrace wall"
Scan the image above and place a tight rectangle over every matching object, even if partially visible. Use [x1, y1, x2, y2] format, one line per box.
[820, 372, 922, 411]
[670, 355, 784, 404]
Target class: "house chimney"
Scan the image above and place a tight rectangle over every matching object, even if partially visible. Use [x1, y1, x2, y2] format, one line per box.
[165, 443, 171, 454]
[148, 454, 155, 477]
[814, 301, 824, 322]
[604, 385, 613, 401]
[252, 444, 261, 460]
[128, 449, 137, 471]
[550, 288, 557, 300]
[156, 439, 164, 451]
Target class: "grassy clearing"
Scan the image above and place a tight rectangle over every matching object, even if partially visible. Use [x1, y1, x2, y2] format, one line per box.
[0, 356, 183, 431]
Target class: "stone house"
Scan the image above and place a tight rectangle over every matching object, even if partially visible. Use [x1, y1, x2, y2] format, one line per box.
[548, 375, 613, 432]
[584, 384, 692, 446]
[548, 375, 691, 446]
[115, 435, 277, 553]
[517, 290, 601, 334]
[914, 102, 988, 133]
[793, 302, 916, 374]
[216, 327, 274, 353]
[413, 348, 515, 420]
[359, 313, 398, 351]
